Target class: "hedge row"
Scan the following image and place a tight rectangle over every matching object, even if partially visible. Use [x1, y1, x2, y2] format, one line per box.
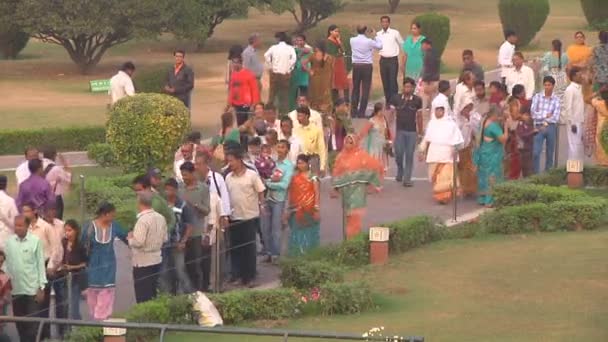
[67, 282, 374, 341]
[492, 183, 588, 208]
[522, 166, 608, 187]
[0, 126, 105, 155]
[78, 173, 137, 229]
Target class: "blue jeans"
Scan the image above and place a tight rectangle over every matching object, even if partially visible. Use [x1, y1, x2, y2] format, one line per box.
[533, 123, 556, 174]
[262, 200, 285, 257]
[394, 130, 418, 183]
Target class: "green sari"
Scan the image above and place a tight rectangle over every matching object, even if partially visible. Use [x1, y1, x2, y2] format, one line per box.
[473, 121, 504, 206]
[289, 47, 312, 111]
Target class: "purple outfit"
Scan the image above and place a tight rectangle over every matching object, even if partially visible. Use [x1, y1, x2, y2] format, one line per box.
[16, 175, 54, 212]
[255, 155, 276, 179]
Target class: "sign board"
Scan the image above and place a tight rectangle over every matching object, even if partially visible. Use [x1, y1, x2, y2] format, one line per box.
[90, 79, 111, 93]
[566, 160, 583, 173]
[103, 318, 127, 336]
[369, 227, 390, 242]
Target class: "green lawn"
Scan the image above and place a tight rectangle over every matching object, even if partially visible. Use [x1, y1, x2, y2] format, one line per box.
[159, 230, 608, 342]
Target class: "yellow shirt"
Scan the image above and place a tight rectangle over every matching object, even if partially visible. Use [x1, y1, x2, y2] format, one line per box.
[294, 124, 327, 171]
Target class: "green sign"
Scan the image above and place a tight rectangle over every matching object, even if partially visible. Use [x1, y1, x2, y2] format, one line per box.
[89, 79, 111, 93]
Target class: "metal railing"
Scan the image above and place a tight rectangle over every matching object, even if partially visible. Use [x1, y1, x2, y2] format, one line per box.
[0, 316, 424, 342]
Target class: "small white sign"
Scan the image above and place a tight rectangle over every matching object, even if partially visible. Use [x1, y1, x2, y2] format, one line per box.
[369, 227, 390, 242]
[566, 160, 583, 173]
[103, 318, 127, 336]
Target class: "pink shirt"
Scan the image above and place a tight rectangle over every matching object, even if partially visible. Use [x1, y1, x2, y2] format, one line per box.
[45, 164, 72, 196]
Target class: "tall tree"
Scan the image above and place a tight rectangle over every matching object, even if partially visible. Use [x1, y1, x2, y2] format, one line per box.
[0, 0, 30, 59]
[265, 0, 346, 33]
[170, 0, 252, 50]
[16, 0, 172, 74]
[388, 0, 400, 14]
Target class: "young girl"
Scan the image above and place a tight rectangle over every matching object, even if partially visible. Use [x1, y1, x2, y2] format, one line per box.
[60, 219, 87, 321]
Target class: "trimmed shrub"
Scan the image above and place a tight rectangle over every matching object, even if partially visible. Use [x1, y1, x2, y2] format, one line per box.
[133, 64, 171, 94]
[78, 174, 137, 228]
[583, 166, 608, 187]
[107, 93, 190, 173]
[480, 199, 608, 234]
[208, 288, 300, 324]
[493, 183, 587, 208]
[0, 30, 29, 59]
[125, 294, 195, 340]
[580, 0, 608, 30]
[280, 259, 344, 289]
[523, 168, 567, 186]
[66, 326, 103, 342]
[317, 281, 374, 315]
[498, 0, 550, 46]
[414, 13, 451, 59]
[480, 203, 549, 234]
[87, 142, 118, 167]
[0, 126, 105, 155]
[387, 216, 442, 254]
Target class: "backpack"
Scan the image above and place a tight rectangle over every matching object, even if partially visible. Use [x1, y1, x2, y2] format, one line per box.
[43, 163, 55, 177]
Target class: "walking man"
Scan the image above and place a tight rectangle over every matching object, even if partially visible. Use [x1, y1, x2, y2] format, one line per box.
[350, 24, 383, 118]
[242, 33, 265, 91]
[563, 67, 585, 162]
[264, 31, 296, 114]
[390, 77, 423, 186]
[420, 39, 440, 112]
[129, 191, 168, 303]
[165, 49, 195, 110]
[498, 30, 517, 85]
[6, 215, 46, 342]
[531, 76, 561, 173]
[376, 16, 403, 105]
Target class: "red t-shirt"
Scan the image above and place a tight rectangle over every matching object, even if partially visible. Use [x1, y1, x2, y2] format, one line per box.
[228, 69, 260, 107]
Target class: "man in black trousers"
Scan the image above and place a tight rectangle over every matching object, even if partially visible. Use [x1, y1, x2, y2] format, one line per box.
[376, 16, 403, 105]
[350, 24, 383, 117]
[165, 49, 195, 110]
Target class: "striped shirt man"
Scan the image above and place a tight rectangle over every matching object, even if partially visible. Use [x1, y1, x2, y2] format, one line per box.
[531, 91, 561, 126]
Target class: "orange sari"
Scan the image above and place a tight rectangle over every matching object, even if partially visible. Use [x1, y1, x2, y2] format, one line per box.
[288, 171, 320, 256]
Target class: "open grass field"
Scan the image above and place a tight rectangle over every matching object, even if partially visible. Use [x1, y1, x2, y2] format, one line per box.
[0, 0, 593, 135]
[161, 230, 608, 342]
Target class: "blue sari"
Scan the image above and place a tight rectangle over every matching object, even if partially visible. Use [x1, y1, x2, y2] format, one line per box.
[474, 121, 504, 206]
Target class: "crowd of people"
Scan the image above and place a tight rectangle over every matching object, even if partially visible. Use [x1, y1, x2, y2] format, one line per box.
[0, 12, 607, 341]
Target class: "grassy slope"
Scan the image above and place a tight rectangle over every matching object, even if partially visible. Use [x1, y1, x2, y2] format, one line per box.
[163, 230, 608, 342]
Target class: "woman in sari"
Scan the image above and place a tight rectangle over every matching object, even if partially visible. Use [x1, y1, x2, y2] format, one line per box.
[287, 154, 321, 256]
[307, 41, 334, 114]
[457, 99, 481, 197]
[474, 108, 509, 207]
[332, 134, 383, 240]
[327, 25, 349, 103]
[401, 21, 425, 80]
[542, 39, 569, 106]
[505, 88, 526, 179]
[360, 102, 390, 170]
[567, 31, 594, 103]
[592, 87, 608, 165]
[418, 106, 464, 204]
[289, 34, 312, 111]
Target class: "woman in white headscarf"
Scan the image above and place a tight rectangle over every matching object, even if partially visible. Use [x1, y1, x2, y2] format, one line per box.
[418, 106, 464, 204]
[456, 99, 481, 197]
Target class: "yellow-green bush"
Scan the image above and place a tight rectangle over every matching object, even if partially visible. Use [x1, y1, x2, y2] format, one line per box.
[107, 93, 190, 172]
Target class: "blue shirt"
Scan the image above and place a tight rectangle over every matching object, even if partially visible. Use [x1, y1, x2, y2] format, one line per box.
[265, 158, 294, 202]
[531, 92, 561, 125]
[350, 34, 382, 64]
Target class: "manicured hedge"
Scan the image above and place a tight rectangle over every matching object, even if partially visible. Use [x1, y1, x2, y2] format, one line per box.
[480, 199, 608, 233]
[0, 126, 105, 155]
[87, 142, 118, 167]
[280, 260, 344, 290]
[77, 173, 137, 229]
[521, 166, 608, 187]
[492, 183, 587, 208]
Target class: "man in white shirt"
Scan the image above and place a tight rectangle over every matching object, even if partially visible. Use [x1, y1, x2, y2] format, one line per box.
[431, 80, 453, 120]
[453, 71, 476, 120]
[498, 30, 517, 84]
[0, 176, 17, 248]
[173, 142, 194, 183]
[287, 95, 323, 130]
[278, 116, 304, 164]
[505, 52, 535, 100]
[376, 15, 403, 105]
[264, 31, 296, 115]
[109, 61, 136, 104]
[15, 147, 43, 186]
[563, 67, 585, 162]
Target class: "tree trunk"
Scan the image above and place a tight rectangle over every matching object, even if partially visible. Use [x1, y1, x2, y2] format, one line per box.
[388, 0, 400, 13]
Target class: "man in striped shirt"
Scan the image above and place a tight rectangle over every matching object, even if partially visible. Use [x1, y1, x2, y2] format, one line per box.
[128, 191, 168, 304]
[531, 76, 561, 174]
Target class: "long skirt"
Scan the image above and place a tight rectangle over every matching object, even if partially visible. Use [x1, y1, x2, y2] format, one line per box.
[288, 213, 320, 256]
[505, 133, 521, 180]
[429, 163, 458, 204]
[458, 146, 477, 196]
